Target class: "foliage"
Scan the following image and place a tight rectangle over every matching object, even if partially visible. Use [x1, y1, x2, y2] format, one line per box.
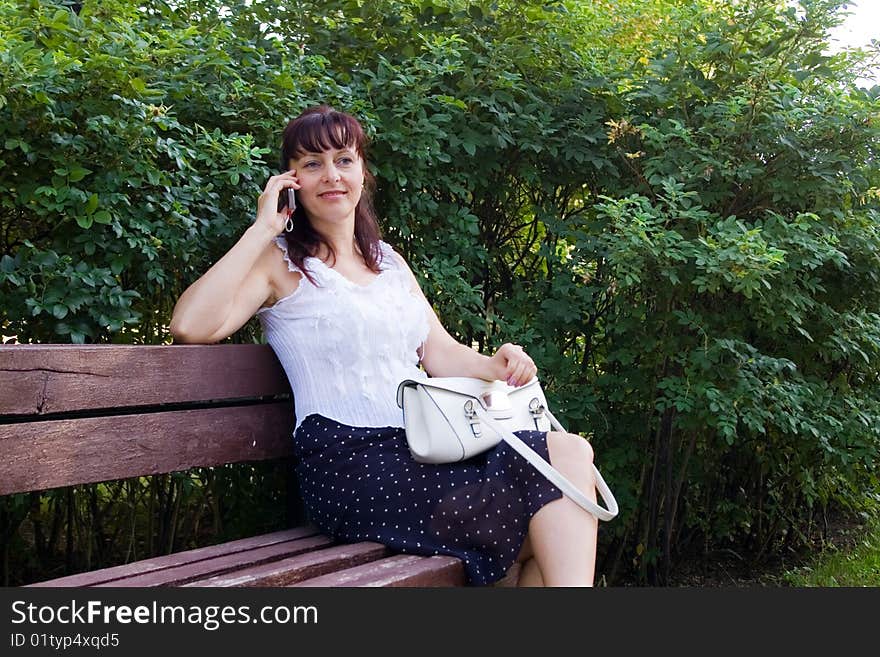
[1, 0, 879, 585]
[0, 0, 342, 343]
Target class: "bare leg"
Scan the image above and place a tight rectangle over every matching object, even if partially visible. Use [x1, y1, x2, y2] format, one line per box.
[526, 431, 599, 586]
[518, 557, 545, 587]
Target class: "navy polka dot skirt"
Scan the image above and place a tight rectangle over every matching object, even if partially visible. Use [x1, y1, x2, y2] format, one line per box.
[293, 414, 564, 585]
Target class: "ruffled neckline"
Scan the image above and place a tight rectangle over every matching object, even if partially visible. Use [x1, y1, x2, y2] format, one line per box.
[273, 236, 394, 287]
[304, 254, 391, 290]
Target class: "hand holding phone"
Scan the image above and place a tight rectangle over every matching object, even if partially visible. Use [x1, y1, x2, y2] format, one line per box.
[277, 187, 297, 213]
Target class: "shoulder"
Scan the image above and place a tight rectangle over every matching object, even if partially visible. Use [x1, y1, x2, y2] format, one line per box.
[263, 235, 305, 273]
[378, 240, 411, 272]
[260, 236, 289, 277]
[377, 241, 425, 295]
[259, 235, 303, 308]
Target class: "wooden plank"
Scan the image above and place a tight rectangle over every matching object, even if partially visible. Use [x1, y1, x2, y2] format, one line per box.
[0, 344, 291, 416]
[0, 402, 295, 495]
[182, 542, 391, 587]
[28, 527, 320, 587]
[292, 554, 466, 587]
[95, 535, 335, 587]
[493, 562, 521, 587]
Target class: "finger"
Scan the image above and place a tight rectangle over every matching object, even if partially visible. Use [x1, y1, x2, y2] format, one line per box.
[519, 351, 536, 381]
[264, 175, 291, 194]
[273, 177, 300, 192]
[508, 360, 529, 387]
[503, 358, 518, 382]
[268, 170, 298, 182]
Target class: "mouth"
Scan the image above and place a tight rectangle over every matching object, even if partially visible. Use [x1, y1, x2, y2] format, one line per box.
[318, 190, 347, 199]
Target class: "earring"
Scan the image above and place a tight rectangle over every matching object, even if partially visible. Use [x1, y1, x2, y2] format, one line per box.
[285, 212, 294, 232]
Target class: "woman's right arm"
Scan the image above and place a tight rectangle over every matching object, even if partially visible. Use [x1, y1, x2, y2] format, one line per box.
[169, 171, 299, 344]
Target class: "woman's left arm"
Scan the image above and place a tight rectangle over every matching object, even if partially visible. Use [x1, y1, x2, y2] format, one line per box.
[393, 252, 538, 387]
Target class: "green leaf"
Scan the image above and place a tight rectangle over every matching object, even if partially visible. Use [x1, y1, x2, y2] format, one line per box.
[68, 166, 92, 182]
[85, 193, 99, 214]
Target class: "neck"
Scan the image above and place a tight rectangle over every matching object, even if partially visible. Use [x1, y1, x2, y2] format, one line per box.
[310, 216, 358, 261]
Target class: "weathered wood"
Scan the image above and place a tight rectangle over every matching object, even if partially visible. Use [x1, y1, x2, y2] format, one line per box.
[28, 527, 320, 587]
[0, 402, 295, 495]
[182, 542, 391, 587]
[493, 562, 522, 587]
[0, 344, 290, 416]
[95, 535, 335, 587]
[293, 554, 466, 587]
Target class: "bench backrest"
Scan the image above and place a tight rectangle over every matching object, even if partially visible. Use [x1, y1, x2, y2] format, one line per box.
[0, 344, 295, 496]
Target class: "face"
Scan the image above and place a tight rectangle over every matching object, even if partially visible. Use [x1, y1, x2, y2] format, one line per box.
[289, 146, 364, 224]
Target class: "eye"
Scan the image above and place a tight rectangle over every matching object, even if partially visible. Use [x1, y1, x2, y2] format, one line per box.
[303, 160, 320, 169]
[337, 157, 354, 166]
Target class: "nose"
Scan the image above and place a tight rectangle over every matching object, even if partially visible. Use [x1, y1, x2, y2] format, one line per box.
[323, 163, 341, 182]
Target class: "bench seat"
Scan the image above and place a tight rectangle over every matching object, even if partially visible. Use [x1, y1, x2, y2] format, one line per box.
[26, 525, 467, 588]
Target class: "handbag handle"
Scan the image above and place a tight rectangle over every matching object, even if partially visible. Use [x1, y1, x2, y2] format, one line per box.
[473, 406, 619, 522]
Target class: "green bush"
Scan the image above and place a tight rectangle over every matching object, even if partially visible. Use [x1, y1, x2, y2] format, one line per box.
[0, 0, 344, 344]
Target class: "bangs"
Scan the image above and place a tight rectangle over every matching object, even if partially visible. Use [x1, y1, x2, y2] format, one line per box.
[281, 107, 366, 167]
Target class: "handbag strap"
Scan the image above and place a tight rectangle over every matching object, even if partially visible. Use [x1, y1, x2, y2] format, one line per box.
[473, 406, 619, 522]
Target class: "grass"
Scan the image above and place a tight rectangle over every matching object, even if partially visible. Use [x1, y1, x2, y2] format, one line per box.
[782, 510, 880, 587]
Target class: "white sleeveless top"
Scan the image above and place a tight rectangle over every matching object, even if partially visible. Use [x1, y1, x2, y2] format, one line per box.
[256, 237, 430, 431]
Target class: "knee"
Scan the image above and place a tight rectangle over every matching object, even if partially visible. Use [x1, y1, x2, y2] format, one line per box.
[546, 431, 594, 467]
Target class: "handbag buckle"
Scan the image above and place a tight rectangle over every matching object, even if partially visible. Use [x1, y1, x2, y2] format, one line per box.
[464, 399, 482, 437]
[529, 397, 545, 417]
[529, 397, 546, 430]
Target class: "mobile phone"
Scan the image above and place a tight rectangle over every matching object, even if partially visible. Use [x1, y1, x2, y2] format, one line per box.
[277, 187, 296, 213]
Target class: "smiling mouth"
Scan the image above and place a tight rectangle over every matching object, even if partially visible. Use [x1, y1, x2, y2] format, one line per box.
[319, 190, 347, 198]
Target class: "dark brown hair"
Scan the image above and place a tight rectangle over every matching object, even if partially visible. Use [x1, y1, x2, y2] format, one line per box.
[279, 105, 382, 285]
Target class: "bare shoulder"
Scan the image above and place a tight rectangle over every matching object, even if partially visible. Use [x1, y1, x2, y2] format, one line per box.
[384, 244, 412, 271]
[259, 237, 302, 308]
[384, 245, 426, 294]
[389, 248, 408, 268]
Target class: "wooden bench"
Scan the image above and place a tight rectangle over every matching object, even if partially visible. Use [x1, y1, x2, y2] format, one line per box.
[0, 344, 484, 587]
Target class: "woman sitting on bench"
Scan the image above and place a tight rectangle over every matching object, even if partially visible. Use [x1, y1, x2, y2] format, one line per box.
[170, 105, 601, 586]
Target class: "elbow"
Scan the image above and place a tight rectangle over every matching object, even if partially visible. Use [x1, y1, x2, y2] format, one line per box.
[169, 318, 213, 345]
[170, 325, 196, 344]
[421, 340, 460, 377]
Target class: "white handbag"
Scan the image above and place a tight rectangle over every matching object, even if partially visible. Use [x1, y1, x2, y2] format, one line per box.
[396, 376, 619, 522]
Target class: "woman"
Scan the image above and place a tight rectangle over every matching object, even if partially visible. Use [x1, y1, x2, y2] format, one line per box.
[170, 105, 600, 586]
